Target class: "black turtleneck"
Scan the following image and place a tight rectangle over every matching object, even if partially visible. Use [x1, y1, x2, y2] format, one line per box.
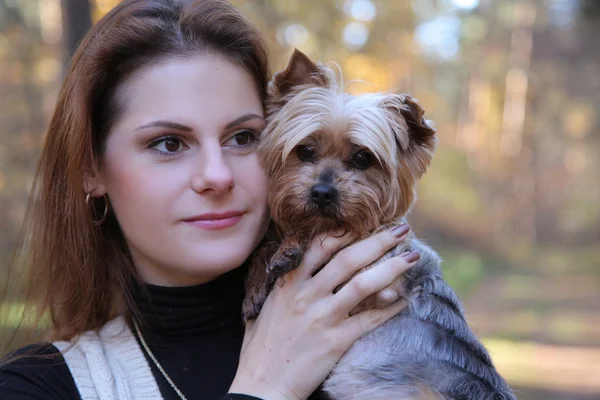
[0, 265, 327, 400]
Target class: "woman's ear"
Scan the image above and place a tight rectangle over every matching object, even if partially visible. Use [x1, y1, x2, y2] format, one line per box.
[83, 170, 106, 196]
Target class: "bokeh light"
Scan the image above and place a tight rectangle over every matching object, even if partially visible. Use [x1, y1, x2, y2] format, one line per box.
[343, 21, 369, 50]
[344, 0, 377, 22]
[277, 23, 309, 47]
[415, 16, 462, 59]
[450, 0, 480, 11]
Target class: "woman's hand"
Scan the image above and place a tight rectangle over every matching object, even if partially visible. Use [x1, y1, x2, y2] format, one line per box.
[228, 224, 418, 400]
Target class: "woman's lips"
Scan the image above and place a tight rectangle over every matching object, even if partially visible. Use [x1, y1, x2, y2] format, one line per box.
[183, 211, 245, 230]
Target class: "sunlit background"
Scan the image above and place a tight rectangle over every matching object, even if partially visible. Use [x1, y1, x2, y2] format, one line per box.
[1, 0, 599, 399]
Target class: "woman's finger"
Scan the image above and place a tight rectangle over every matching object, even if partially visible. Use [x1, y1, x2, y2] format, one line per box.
[338, 297, 409, 345]
[373, 277, 406, 308]
[311, 224, 411, 295]
[331, 251, 418, 315]
[294, 230, 357, 280]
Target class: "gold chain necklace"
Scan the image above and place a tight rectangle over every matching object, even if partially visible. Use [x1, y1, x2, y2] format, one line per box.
[132, 319, 188, 400]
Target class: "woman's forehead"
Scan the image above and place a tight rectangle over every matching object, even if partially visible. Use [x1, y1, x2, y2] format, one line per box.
[113, 54, 263, 131]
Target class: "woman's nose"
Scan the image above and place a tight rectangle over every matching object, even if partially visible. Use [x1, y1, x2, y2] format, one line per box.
[191, 145, 235, 195]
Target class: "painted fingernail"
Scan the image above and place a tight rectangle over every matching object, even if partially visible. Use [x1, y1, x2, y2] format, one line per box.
[392, 223, 410, 238]
[401, 251, 420, 264]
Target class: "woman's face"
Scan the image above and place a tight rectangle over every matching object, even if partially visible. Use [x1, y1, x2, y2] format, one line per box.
[92, 54, 270, 286]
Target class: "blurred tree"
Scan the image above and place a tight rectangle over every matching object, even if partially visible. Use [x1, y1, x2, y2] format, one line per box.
[61, 0, 93, 61]
[580, 0, 600, 19]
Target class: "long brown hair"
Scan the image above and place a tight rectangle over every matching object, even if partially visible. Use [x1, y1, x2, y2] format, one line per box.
[1, 0, 269, 351]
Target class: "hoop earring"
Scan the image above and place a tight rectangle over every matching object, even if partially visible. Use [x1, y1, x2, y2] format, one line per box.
[85, 192, 109, 225]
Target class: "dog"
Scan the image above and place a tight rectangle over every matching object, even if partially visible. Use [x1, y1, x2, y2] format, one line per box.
[243, 49, 516, 400]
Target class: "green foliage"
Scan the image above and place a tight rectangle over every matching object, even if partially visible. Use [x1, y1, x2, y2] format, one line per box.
[438, 248, 485, 297]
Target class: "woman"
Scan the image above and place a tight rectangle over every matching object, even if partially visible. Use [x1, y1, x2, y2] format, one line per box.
[0, 1, 416, 399]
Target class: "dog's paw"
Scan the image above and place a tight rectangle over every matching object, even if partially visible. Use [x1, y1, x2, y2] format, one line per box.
[242, 306, 260, 324]
[242, 296, 263, 324]
[267, 248, 303, 275]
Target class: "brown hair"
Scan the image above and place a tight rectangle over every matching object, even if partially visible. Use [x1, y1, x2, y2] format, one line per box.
[2, 0, 269, 350]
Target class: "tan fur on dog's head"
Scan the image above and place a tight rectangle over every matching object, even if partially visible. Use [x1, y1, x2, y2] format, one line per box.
[259, 49, 437, 238]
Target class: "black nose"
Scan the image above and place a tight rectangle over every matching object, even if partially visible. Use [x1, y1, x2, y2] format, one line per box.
[310, 184, 338, 207]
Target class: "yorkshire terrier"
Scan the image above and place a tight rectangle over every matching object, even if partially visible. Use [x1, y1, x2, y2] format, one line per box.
[243, 49, 515, 400]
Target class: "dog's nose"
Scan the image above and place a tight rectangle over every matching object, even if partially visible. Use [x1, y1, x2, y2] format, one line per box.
[310, 184, 338, 207]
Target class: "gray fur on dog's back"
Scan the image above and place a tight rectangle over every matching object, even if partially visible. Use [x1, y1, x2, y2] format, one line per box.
[323, 239, 516, 400]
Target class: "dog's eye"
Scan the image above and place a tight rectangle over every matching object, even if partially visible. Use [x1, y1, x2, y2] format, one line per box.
[351, 151, 374, 170]
[296, 145, 317, 163]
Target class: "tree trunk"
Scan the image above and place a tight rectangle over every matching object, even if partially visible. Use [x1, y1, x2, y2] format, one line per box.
[61, 0, 92, 64]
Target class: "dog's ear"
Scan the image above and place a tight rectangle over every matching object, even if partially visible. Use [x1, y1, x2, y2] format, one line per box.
[269, 49, 333, 101]
[382, 94, 437, 178]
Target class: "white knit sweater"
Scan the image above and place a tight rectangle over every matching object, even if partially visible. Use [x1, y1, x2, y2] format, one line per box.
[53, 316, 163, 400]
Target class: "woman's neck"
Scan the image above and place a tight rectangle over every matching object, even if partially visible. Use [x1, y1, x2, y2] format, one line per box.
[130, 264, 247, 345]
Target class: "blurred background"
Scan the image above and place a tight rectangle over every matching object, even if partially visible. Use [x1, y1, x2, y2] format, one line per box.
[0, 0, 598, 398]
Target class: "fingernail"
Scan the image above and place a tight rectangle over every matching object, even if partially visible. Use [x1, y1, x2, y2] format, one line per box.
[391, 223, 410, 238]
[401, 251, 420, 264]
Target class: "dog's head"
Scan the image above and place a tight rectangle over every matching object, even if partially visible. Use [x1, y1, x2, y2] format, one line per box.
[259, 49, 437, 236]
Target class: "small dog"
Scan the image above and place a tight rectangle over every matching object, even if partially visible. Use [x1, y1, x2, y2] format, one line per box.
[243, 49, 515, 400]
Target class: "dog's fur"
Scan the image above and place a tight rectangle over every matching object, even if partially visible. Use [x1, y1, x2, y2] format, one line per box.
[243, 49, 515, 400]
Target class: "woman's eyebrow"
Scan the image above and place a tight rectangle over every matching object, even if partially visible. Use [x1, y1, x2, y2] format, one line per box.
[134, 114, 264, 132]
[135, 121, 193, 132]
[225, 113, 265, 129]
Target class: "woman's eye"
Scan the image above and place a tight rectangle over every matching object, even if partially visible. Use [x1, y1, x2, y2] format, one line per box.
[150, 137, 188, 153]
[225, 130, 257, 147]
